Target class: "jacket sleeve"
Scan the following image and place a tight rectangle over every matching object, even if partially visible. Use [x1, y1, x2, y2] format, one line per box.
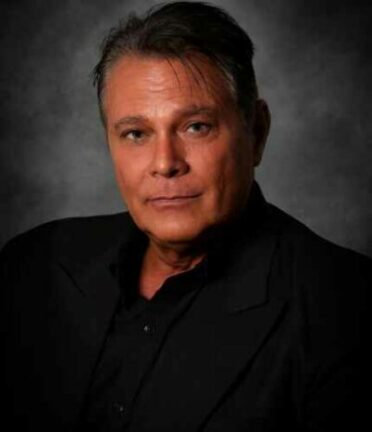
[299, 249, 371, 431]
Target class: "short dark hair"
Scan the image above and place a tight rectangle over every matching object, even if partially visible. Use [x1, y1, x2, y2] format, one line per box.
[93, 1, 258, 124]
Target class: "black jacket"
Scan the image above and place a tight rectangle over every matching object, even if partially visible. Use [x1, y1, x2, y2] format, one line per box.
[1, 185, 370, 431]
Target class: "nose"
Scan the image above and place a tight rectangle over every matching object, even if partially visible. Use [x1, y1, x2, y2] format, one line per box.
[150, 132, 189, 178]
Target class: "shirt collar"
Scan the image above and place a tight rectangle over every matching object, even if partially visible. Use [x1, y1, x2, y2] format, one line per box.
[109, 180, 268, 306]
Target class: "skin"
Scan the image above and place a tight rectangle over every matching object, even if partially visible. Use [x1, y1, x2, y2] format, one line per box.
[103, 54, 270, 298]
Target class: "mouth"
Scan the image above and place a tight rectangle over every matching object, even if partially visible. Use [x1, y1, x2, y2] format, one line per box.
[147, 194, 201, 208]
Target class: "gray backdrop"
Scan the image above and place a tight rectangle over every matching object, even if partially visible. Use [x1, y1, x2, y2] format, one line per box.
[1, 0, 371, 257]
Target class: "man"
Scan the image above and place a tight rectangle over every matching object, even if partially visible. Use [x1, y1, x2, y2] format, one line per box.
[1, 2, 370, 431]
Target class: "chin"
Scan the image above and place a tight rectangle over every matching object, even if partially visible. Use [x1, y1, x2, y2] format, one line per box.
[144, 219, 208, 247]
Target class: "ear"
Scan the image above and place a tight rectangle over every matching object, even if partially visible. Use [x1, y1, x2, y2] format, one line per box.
[251, 99, 271, 167]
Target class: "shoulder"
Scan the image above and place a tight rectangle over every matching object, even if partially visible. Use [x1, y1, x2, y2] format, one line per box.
[266, 202, 370, 331]
[0, 211, 133, 265]
[264, 205, 370, 429]
[266, 202, 370, 353]
[266, 202, 371, 279]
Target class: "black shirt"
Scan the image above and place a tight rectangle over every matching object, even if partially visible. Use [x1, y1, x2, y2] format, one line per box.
[78, 183, 268, 431]
[79, 233, 208, 431]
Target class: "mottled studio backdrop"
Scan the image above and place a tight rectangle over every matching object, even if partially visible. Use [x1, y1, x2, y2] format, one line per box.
[1, 0, 371, 256]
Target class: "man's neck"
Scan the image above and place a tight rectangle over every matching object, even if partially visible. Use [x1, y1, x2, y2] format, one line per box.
[138, 240, 206, 300]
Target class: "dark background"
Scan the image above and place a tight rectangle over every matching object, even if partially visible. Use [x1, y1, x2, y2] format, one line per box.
[1, 0, 371, 256]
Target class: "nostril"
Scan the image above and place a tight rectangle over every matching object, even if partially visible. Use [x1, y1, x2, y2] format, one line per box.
[168, 167, 181, 177]
[153, 165, 181, 178]
[151, 158, 190, 178]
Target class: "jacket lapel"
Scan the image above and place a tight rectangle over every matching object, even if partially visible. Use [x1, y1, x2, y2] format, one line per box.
[45, 239, 123, 427]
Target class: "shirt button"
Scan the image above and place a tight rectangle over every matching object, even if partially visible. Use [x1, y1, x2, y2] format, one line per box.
[143, 323, 153, 334]
[113, 401, 125, 415]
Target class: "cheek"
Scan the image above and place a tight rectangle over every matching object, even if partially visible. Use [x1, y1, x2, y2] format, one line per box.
[110, 149, 145, 199]
[201, 140, 253, 209]
[196, 141, 243, 190]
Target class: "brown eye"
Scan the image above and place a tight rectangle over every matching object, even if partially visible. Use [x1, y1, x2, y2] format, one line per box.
[187, 122, 211, 134]
[122, 129, 145, 142]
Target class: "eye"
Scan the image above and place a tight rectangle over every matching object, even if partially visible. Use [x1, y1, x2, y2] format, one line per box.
[186, 122, 212, 135]
[121, 129, 145, 142]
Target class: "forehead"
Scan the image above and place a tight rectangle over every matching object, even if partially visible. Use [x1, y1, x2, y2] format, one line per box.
[103, 54, 236, 120]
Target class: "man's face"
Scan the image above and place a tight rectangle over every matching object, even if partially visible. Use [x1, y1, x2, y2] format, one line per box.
[104, 54, 265, 248]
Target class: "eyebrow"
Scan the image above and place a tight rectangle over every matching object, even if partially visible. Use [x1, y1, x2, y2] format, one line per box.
[113, 105, 217, 132]
[114, 116, 146, 132]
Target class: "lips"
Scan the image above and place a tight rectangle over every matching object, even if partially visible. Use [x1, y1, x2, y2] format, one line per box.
[149, 194, 199, 201]
[146, 193, 201, 207]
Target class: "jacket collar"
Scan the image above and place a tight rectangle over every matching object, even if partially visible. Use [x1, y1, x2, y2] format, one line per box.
[203, 181, 279, 313]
